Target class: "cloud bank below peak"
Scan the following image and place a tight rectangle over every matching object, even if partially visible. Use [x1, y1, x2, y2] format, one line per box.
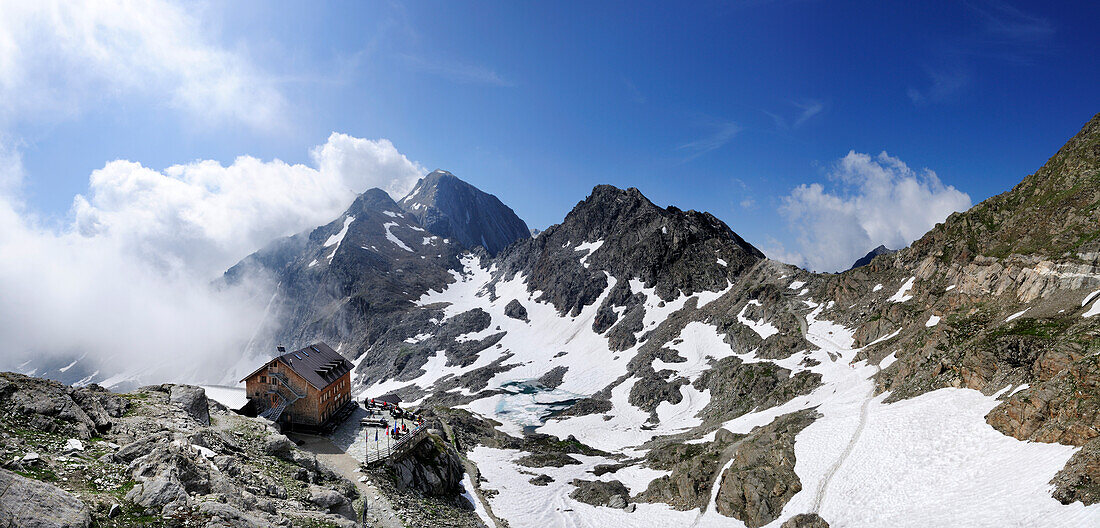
[771, 150, 971, 272]
[73, 133, 425, 279]
[0, 133, 424, 383]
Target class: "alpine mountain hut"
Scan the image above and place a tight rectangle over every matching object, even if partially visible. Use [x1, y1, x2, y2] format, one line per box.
[241, 343, 355, 431]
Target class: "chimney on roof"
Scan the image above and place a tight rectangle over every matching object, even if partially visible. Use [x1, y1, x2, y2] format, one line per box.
[277, 346, 286, 353]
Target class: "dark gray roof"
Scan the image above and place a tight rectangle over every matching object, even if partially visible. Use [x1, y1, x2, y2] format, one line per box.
[276, 342, 352, 391]
[375, 394, 401, 404]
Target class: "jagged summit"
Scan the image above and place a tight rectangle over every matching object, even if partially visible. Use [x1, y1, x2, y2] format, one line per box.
[849, 244, 896, 270]
[399, 169, 530, 256]
[496, 183, 765, 314]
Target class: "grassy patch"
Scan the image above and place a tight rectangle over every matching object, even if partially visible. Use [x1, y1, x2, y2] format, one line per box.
[988, 318, 1072, 340]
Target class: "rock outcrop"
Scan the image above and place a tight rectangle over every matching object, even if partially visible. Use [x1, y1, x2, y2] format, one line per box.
[168, 384, 210, 426]
[0, 373, 360, 527]
[391, 433, 465, 497]
[714, 409, 819, 527]
[568, 479, 630, 509]
[0, 468, 91, 528]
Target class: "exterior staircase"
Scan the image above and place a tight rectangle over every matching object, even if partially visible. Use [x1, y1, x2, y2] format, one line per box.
[259, 371, 305, 422]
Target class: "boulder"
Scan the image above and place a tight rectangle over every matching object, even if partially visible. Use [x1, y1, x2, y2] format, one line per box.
[124, 476, 187, 509]
[569, 479, 630, 508]
[0, 468, 91, 528]
[504, 299, 529, 322]
[169, 385, 210, 425]
[781, 513, 830, 528]
[391, 434, 464, 496]
[309, 486, 347, 510]
[263, 434, 294, 456]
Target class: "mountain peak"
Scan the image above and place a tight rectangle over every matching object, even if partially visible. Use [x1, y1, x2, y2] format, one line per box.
[422, 169, 458, 184]
[399, 170, 530, 256]
[849, 244, 896, 270]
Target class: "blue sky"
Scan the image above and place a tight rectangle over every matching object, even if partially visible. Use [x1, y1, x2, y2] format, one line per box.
[4, 0, 1099, 272]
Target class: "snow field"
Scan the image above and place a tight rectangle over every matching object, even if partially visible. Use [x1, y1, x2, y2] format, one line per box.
[887, 277, 915, 303]
[365, 256, 1100, 527]
[382, 222, 414, 252]
[737, 300, 779, 339]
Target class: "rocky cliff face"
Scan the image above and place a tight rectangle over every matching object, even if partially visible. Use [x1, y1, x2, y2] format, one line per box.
[496, 184, 765, 314]
[400, 170, 530, 256]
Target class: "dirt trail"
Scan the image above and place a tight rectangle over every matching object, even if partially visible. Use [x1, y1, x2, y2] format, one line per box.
[292, 433, 405, 528]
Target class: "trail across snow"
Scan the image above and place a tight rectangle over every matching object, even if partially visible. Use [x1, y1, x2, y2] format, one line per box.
[811, 364, 880, 513]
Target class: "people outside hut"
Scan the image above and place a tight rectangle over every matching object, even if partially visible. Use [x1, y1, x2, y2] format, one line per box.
[363, 393, 426, 462]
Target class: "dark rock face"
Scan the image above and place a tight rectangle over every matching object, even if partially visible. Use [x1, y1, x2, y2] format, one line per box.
[0, 468, 91, 528]
[495, 184, 765, 316]
[569, 479, 630, 508]
[504, 299, 529, 322]
[223, 187, 467, 380]
[399, 170, 530, 256]
[537, 366, 568, 389]
[782, 513, 831, 528]
[714, 409, 819, 527]
[639, 429, 739, 510]
[391, 434, 465, 497]
[849, 244, 896, 270]
[515, 452, 581, 468]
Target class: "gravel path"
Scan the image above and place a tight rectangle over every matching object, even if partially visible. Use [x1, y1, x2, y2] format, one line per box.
[292, 433, 405, 528]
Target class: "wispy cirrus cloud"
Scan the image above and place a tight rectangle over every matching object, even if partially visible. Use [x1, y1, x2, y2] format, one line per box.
[968, 1, 1054, 43]
[765, 99, 825, 129]
[908, 1, 1053, 105]
[678, 120, 742, 161]
[401, 54, 514, 87]
[907, 67, 971, 105]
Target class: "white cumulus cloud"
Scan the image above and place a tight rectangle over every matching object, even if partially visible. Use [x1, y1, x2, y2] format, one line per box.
[0, 134, 425, 384]
[774, 151, 971, 272]
[72, 134, 424, 279]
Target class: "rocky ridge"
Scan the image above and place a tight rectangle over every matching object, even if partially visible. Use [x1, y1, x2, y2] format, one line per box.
[0, 372, 363, 527]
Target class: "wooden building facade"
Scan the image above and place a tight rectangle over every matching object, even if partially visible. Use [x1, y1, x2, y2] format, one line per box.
[241, 342, 354, 429]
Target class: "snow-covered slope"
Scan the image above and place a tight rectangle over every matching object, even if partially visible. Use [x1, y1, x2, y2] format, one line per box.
[340, 173, 1100, 527]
